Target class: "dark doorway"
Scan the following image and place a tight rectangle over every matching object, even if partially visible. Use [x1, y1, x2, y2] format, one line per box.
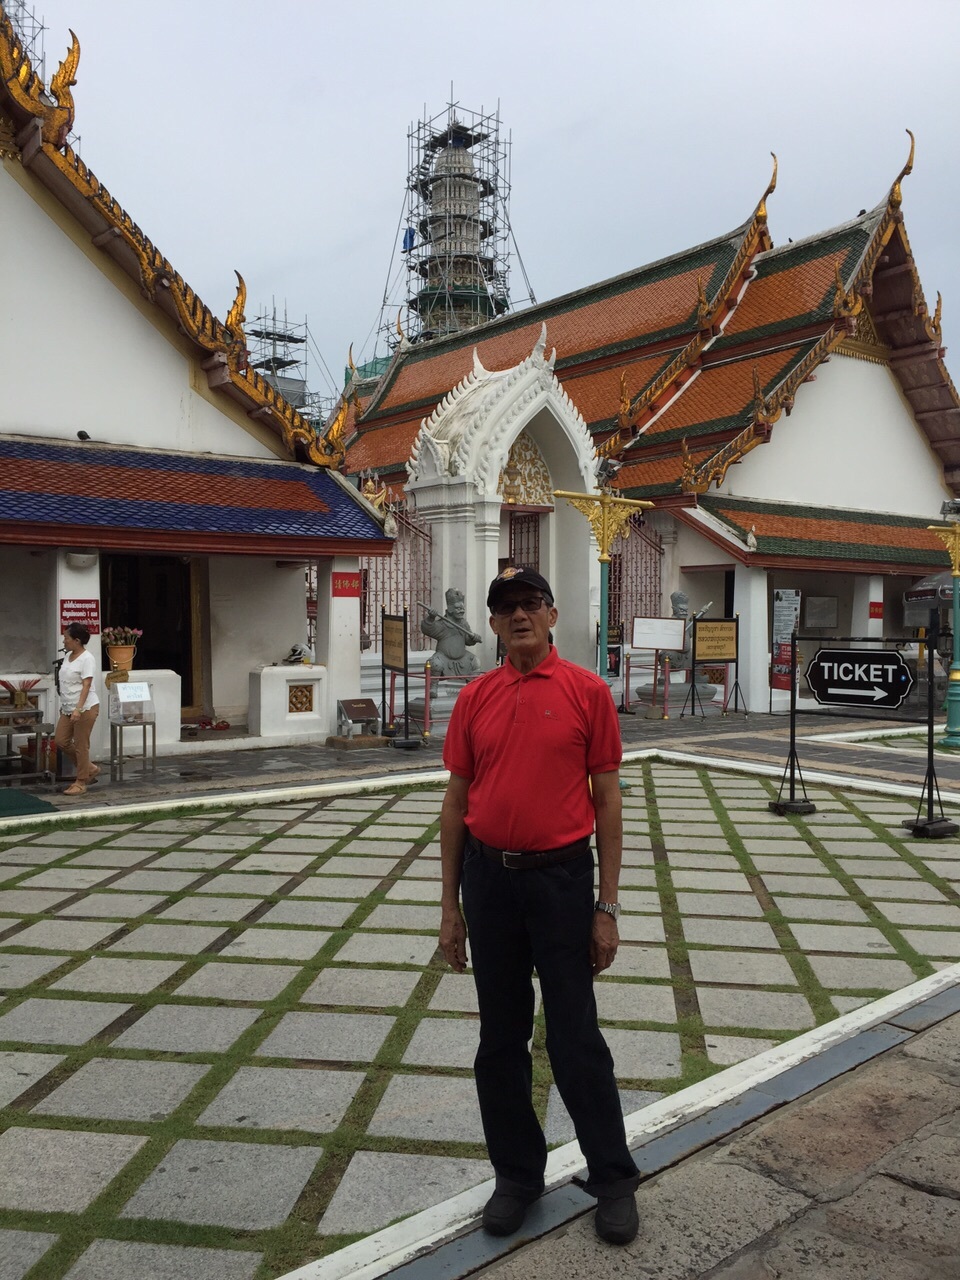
[100, 554, 201, 711]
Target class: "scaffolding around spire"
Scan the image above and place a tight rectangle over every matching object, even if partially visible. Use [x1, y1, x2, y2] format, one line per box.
[374, 100, 532, 355]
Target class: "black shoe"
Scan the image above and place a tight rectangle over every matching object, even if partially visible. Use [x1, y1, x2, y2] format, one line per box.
[595, 1193, 639, 1245]
[482, 1190, 538, 1236]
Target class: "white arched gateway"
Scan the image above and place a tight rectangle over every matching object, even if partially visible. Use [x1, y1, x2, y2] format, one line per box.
[404, 326, 603, 670]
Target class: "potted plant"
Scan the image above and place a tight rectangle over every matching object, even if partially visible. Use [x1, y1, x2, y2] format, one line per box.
[100, 625, 143, 672]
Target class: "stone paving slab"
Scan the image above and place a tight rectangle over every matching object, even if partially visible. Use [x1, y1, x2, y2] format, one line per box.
[0, 1049, 64, 1106]
[319, 1151, 491, 1235]
[0, 1229, 58, 1280]
[0, 952, 72, 988]
[218, 927, 331, 961]
[176, 961, 300, 1001]
[0, 1127, 146, 1212]
[119, 1138, 323, 1229]
[61, 1240, 262, 1280]
[50, 957, 182, 994]
[302, 967, 421, 1008]
[0, 997, 131, 1045]
[197, 1065, 364, 1131]
[258, 1011, 395, 1061]
[33, 1058, 207, 1120]
[368, 1073, 486, 1142]
[3, 919, 121, 951]
[107, 923, 230, 955]
[113, 1005, 261, 1053]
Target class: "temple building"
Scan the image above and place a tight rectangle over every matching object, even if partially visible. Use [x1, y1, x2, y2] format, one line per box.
[344, 141, 955, 709]
[0, 9, 392, 752]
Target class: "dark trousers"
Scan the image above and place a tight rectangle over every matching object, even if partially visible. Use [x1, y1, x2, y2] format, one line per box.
[460, 837, 639, 1199]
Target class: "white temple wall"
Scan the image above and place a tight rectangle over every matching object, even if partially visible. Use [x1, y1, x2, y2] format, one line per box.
[0, 165, 282, 460]
[208, 557, 308, 719]
[719, 355, 950, 515]
[0, 546, 50, 671]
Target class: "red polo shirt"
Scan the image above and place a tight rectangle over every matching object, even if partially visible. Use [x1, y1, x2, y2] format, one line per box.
[443, 646, 622, 851]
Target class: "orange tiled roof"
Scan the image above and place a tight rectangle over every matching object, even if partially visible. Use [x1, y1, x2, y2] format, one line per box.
[559, 354, 676, 428]
[616, 450, 710, 493]
[721, 256, 837, 340]
[638, 344, 810, 441]
[346, 415, 424, 476]
[694, 496, 951, 568]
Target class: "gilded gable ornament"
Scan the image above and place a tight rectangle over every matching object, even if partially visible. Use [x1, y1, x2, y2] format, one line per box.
[497, 433, 553, 506]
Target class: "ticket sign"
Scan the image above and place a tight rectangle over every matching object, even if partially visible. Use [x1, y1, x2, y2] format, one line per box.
[332, 572, 362, 598]
[693, 619, 738, 663]
[382, 614, 406, 674]
[60, 599, 100, 633]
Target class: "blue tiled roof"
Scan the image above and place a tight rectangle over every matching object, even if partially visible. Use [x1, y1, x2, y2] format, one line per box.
[0, 438, 386, 544]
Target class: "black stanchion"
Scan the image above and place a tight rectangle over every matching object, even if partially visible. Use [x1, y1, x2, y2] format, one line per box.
[770, 630, 816, 816]
[902, 609, 958, 838]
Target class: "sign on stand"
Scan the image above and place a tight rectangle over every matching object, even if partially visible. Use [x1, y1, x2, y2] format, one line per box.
[804, 649, 914, 710]
[771, 590, 801, 693]
[631, 617, 685, 651]
[381, 609, 419, 750]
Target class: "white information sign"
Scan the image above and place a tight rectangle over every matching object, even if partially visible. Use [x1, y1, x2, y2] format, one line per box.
[631, 617, 686, 651]
[116, 682, 150, 703]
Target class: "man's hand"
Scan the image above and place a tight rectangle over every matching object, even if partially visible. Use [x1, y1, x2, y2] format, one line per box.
[590, 909, 619, 976]
[440, 905, 468, 973]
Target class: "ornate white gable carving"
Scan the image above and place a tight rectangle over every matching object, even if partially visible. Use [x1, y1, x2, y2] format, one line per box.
[406, 323, 597, 496]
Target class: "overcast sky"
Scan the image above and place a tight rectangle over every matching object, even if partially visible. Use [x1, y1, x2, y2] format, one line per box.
[22, 0, 960, 402]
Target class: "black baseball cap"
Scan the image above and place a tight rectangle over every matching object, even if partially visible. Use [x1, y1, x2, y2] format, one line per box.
[486, 566, 555, 611]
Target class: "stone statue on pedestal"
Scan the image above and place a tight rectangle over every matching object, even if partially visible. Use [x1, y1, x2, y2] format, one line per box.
[420, 588, 482, 677]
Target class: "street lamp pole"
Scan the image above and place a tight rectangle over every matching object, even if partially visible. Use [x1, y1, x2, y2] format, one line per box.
[928, 520, 960, 746]
[554, 489, 653, 675]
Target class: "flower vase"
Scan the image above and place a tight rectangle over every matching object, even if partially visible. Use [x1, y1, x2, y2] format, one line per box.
[107, 644, 136, 672]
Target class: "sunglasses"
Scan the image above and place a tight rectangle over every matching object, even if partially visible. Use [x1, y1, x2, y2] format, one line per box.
[492, 596, 548, 618]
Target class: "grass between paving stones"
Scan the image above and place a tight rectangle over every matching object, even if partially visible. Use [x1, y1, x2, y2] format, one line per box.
[700, 771, 839, 1028]
[639, 762, 716, 1088]
[787, 804, 943, 982]
[0, 789, 506, 1276]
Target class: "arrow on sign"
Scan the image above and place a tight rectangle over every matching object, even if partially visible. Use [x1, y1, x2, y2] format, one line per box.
[827, 686, 888, 701]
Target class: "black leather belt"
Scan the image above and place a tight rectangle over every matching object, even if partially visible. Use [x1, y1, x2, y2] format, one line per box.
[469, 835, 590, 869]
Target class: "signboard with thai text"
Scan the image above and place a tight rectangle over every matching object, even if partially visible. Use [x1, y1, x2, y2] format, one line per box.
[382, 614, 406, 674]
[60, 599, 100, 633]
[693, 619, 738, 663]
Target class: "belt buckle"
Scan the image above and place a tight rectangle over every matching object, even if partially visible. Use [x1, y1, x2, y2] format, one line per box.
[502, 850, 517, 867]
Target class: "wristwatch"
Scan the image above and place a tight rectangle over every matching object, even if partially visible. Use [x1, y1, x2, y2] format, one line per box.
[595, 900, 621, 921]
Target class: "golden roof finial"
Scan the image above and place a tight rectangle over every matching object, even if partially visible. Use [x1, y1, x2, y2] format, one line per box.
[618, 370, 630, 425]
[890, 128, 915, 209]
[933, 291, 943, 337]
[347, 343, 357, 376]
[679, 437, 696, 490]
[48, 28, 80, 144]
[323, 395, 349, 458]
[757, 151, 778, 221]
[225, 270, 246, 343]
[396, 310, 405, 340]
[696, 273, 710, 324]
[752, 364, 767, 418]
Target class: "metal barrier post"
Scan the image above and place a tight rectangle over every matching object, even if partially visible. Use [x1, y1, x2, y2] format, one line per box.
[663, 658, 671, 719]
[423, 662, 431, 738]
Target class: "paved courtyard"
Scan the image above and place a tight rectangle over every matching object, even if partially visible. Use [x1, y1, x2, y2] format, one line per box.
[1, 760, 959, 1279]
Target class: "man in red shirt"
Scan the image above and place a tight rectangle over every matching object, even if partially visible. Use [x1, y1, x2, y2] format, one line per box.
[439, 567, 640, 1246]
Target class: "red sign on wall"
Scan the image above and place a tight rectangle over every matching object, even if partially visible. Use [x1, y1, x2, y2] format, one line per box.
[331, 572, 361, 598]
[869, 601, 884, 619]
[60, 599, 100, 633]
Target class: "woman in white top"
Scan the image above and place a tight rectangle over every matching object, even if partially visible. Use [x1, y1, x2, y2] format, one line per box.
[55, 623, 101, 796]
